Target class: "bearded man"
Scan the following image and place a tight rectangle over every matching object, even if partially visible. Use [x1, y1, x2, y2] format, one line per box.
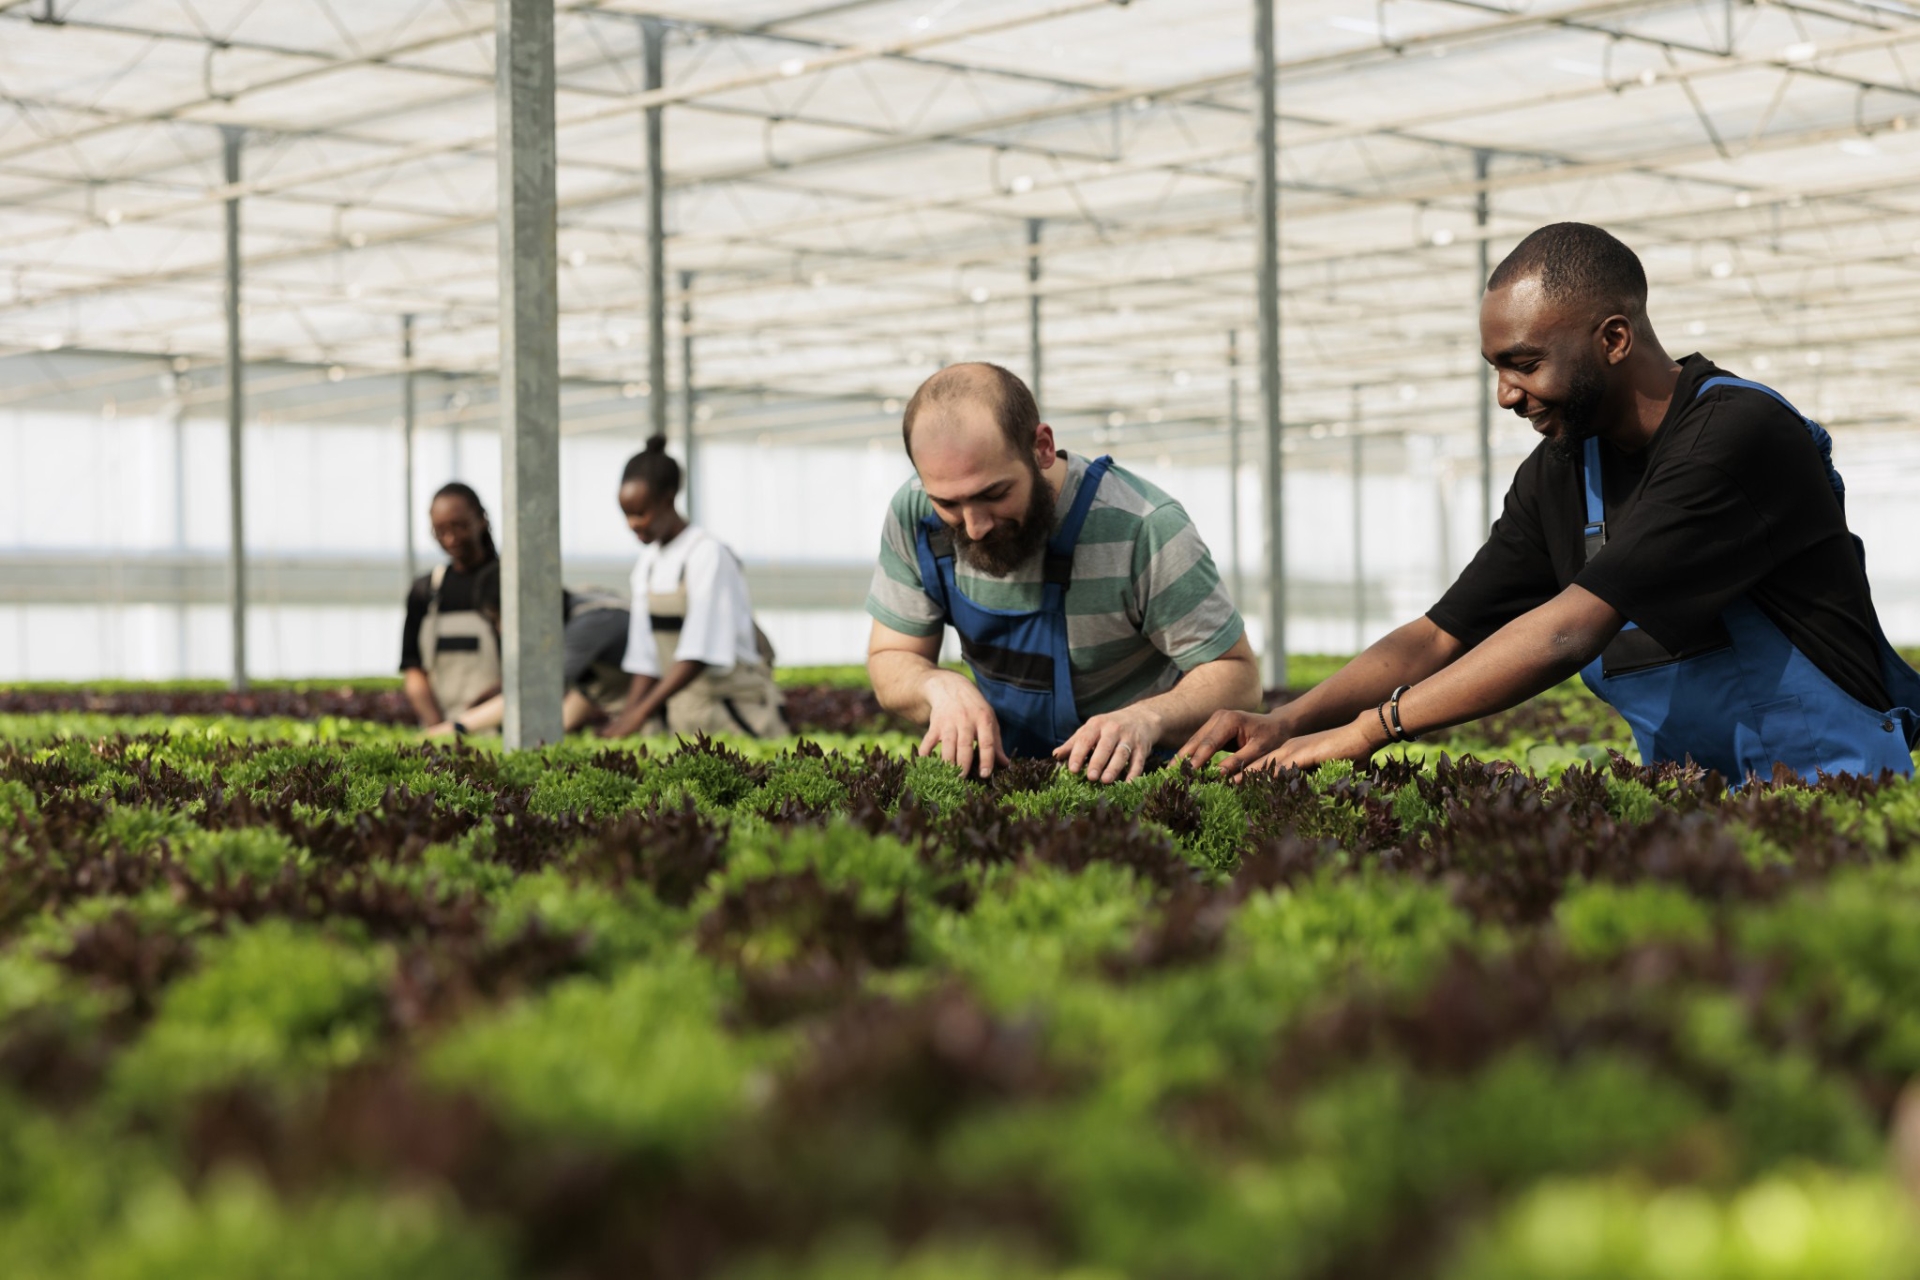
[866, 362, 1261, 781]
[1181, 221, 1920, 784]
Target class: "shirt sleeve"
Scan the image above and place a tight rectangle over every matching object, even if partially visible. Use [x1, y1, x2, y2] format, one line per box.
[1133, 500, 1245, 671]
[675, 539, 746, 671]
[399, 577, 430, 671]
[622, 557, 660, 677]
[1574, 400, 1835, 653]
[564, 608, 630, 687]
[864, 481, 946, 637]
[1427, 453, 1560, 646]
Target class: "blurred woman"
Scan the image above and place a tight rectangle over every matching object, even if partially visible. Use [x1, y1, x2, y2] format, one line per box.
[598, 436, 787, 739]
[425, 563, 632, 737]
[400, 482, 500, 728]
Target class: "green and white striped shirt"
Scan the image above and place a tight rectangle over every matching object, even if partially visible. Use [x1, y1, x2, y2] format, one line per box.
[865, 452, 1244, 715]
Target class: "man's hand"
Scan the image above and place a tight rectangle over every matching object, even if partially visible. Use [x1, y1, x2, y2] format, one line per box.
[1054, 704, 1163, 783]
[424, 720, 458, 740]
[920, 670, 1008, 778]
[1176, 708, 1295, 778]
[1245, 714, 1384, 775]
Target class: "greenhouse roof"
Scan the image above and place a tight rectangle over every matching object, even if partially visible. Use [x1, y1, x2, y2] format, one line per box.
[2, 0, 1919, 459]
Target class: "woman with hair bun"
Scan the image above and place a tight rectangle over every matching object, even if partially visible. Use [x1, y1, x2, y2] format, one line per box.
[598, 436, 787, 739]
[400, 481, 501, 728]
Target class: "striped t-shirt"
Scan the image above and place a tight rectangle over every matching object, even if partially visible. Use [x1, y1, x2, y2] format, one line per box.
[865, 451, 1244, 715]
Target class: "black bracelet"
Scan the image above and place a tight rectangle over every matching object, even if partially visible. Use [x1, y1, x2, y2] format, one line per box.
[1386, 685, 1416, 743]
[451, 720, 468, 737]
[1375, 701, 1395, 747]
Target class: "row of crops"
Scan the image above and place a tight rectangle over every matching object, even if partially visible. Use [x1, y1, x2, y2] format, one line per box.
[4, 689, 1920, 1278]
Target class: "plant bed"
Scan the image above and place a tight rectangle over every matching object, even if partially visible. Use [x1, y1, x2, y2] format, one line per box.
[1, 709, 1918, 1277]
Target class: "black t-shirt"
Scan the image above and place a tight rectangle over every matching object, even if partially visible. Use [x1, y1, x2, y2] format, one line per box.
[399, 563, 487, 672]
[1428, 354, 1891, 710]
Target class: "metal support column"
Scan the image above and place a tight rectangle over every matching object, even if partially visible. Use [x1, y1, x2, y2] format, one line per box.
[170, 362, 190, 676]
[1475, 148, 1494, 534]
[1350, 386, 1364, 655]
[643, 17, 668, 446]
[1254, 0, 1285, 688]
[401, 313, 418, 586]
[1227, 330, 1244, 610]
[680, 268, 696, 521]
[221, 126, 248, 692]
[1027, 218, 1043, 410]
[496, 0, 564, 748]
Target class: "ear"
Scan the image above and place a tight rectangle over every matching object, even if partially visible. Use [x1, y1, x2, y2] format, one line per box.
[1033, 423, 1057, 470]
[1598, 313, 1634, 365]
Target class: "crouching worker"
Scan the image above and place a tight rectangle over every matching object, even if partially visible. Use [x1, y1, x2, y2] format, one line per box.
[1180, 222, 1920, 784]
[401, 482, 501, 729]
[598, 436, 788, 740]
[424, 565, 632, 737]
[866, 362, 1261, 782]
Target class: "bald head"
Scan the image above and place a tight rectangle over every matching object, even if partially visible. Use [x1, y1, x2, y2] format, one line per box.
[900, 362, 1038, 463]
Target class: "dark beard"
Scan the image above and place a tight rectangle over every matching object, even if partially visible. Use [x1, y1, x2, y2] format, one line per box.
[1546, 361, 1609, 464]
[952, 465, 1057, 577]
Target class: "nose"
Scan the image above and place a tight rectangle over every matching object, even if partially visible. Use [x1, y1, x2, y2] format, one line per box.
[1496, 374, 1526, 413]
[961, 508, 995, 541]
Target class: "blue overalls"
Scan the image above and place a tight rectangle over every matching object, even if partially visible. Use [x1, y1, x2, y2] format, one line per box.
[913, 455, 1114, 758]
[1578, 377, 1920, 783]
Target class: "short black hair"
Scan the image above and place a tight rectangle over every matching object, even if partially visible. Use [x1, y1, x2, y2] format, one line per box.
[901, 362, 1039, 459]
[1486, 222, 1648, 317]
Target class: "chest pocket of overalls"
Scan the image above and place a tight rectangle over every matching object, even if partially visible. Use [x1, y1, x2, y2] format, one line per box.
[418, 563, 501, 719]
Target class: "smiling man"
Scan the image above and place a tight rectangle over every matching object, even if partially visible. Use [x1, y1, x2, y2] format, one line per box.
[1181, 221, 1920, 783]
[866, 362, 1261, 781]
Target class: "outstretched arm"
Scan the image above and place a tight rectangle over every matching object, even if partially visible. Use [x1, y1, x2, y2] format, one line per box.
[403, 668, 443, 728]
[1236, 585, 1624, 773]
[1178, 616, 1468, 775]
[1055, 634, 1263, 783]
[598, 664, 711, 739]
[869, 619, 1008, 779]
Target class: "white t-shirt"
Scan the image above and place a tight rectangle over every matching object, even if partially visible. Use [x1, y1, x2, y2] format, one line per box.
[622, 525, 761, 677]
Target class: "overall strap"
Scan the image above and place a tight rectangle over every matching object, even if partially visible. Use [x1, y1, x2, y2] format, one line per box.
[429, 562, 448, 597]
[1580, 437, 1606, 564]
[916, 515, 956, 617]
[1043, 454, 1114, 588]
[1695, 375, 1845, 508]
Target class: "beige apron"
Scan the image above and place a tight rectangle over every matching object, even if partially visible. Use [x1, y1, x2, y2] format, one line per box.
[418, 563, 501, 723]
[648, 563, 786, 739]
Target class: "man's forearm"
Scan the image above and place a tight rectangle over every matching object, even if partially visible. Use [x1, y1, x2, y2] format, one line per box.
[869, 649, 945, 722]
[1277, 618, 1466, 735]
[1132, 654, 1262, 745]
[1395, 594, 1618, 738]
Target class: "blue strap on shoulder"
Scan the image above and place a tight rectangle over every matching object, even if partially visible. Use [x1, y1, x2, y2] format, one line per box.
[1048, 454, 1114, 563]
[1696, 375, 1845, 508]
[1580, 436, 1608, 569]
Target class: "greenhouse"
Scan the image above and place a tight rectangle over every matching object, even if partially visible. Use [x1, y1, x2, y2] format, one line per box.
[5, 0, 1920, 1276]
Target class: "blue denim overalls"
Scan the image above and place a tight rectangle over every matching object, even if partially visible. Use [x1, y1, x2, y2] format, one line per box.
[1579, 377, 1920, 782]
[914, 455, 1114, 758]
